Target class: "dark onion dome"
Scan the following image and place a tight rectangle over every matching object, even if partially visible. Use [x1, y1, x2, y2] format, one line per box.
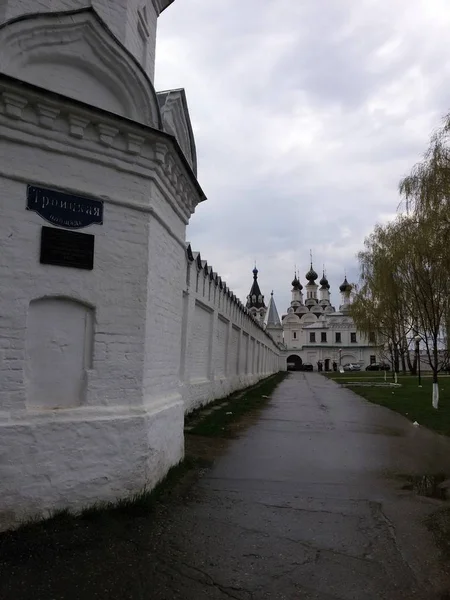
[339, 276, 352, 293]
[291, 274, 303, 290]
[246, 267, 266, 309]
[319, 272, 329, 288]
[305, 264, 318, 282]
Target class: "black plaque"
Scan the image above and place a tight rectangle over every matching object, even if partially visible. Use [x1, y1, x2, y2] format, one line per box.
[40, 226, 95, 270]
[27, 185, 103, 229]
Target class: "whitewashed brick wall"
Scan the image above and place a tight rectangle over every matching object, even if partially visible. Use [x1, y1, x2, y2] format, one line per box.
[181, 247, 282, 413]
[215, 316, 228, 378]
[0, 0, 280, 532]
[187, 302, 213, 382]
[0, 0, 168, 82]
[0, 74, 203, 529]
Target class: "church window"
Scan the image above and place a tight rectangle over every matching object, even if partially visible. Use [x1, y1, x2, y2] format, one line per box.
[369, 331, 376, 343]
[321, 332, 327, 343]
[310, 332, 316, 343]
[351, 332, 357, 343]
[293, 331, 297, 339]
[335, 332, 341, 343]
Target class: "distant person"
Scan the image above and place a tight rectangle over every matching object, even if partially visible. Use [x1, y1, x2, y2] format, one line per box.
[332, 361, 337, 372]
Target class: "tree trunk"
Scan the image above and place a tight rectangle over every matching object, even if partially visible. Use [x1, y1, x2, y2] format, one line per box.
[407, 351, 416, 375]
[432, 344, 439, 409]
[393, 345, 400, 375]
[401, 351, 407, 374]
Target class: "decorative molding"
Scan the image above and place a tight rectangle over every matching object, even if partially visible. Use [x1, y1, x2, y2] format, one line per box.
[0, 76, 206, 225]
[157, 89, 197, 175]
[0, 9, 162, 129]
[2, 92, 27, 118]
[154, 142, 168, 164]
[127, 132, 146, 155]
[36, 103, 60, 128]
[97, 123, 119, 146]
[68, 114, 90, 138]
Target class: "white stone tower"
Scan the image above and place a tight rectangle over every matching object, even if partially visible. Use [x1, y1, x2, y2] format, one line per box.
[0, 0, 173, 82]
[246, 267, 266, 323]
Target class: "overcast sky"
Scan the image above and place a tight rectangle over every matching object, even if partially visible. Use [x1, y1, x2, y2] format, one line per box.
[155, 0, 450, 315]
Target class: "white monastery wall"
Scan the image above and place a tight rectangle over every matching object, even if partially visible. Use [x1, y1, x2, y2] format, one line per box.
[0, 0, 280, 530]
[181, 247, 281, 414]
[0, 72, 203, 528]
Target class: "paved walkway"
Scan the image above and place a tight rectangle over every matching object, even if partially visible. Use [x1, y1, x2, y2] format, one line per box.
[2, 372, 450, 599]
[152, 373, 450, 599]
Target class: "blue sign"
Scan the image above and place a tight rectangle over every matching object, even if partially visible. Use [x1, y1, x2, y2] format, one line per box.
[27, 185, 103, 230]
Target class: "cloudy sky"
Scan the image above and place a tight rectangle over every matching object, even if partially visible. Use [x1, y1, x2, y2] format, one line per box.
[155, 0, 450, 315]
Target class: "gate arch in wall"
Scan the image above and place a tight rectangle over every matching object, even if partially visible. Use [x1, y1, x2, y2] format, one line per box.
[25, 296, 94, 410]
[287, 354, 302, 371]
[341, 353, 357, 365]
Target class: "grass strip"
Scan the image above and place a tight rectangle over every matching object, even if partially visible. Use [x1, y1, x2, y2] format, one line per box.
[324, 372, 450, 436]
[186, 371, 288, 438]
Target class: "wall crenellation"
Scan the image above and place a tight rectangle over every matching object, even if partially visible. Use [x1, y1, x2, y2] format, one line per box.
[185, 245, 271, 331]
[181, 244, 281, 412]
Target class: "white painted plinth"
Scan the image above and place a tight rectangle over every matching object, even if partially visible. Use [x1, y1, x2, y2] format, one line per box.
[0, 399, 184, 529]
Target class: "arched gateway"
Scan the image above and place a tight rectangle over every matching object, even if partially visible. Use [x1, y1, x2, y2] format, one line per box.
[287, 355, 302, 371]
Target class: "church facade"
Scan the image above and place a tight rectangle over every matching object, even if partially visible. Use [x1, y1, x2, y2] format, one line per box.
[247, 265, 380, 371]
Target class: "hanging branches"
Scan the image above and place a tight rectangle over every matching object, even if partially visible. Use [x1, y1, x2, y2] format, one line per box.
[352, 113, 450, 408]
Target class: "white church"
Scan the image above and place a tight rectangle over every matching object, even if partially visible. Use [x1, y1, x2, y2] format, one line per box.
[246, 263, 379, 371]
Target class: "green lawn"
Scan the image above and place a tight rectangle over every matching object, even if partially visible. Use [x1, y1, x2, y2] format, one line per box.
[324, 371, 450, 436]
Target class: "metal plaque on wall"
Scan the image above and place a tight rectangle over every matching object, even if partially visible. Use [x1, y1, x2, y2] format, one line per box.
[40, 226, 95, 270]
[27, 185, 103, 229]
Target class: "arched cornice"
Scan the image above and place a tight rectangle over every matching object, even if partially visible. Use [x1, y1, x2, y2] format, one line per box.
[0, 8, 162, 128]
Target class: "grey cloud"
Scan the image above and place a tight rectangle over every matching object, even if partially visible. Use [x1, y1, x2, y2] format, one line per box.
[156, 0, 450, 314]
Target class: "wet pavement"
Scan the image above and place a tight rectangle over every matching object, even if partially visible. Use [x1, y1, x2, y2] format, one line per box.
[153, 372, 450, 599]
[2, 372, 450, 599]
